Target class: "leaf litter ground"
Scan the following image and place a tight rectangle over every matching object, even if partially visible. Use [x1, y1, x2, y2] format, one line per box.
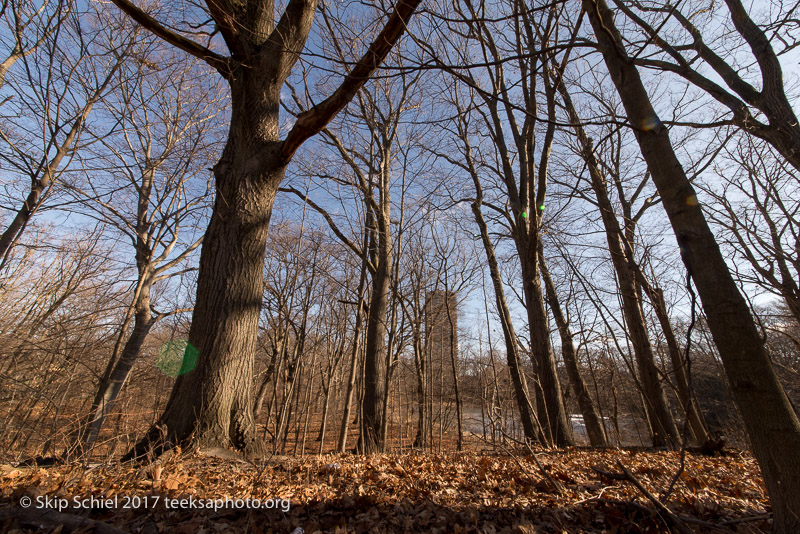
[0, 448, 770, 533]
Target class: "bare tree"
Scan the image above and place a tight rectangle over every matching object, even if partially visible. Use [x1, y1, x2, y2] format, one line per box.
[0, 0, 70, 89]
[612, 0, 800, 174]
[0, 226, 129, 458]
[281, 24, 427, 451]
[583, 0, 800, 528]
[0, 3, 139, 267]
[108, 0, 422, 458]
[257, 221, 331, 453]
[539, 244, 608, 447]
[397, 225, 438, 449]
[547, 67, 679, 446]
[430, 226, 478, 451]
[702, 136, 800, 326]
[465, 118, 544, 444]
[64, 46, 223, 458]
[425, 0, 575, 446]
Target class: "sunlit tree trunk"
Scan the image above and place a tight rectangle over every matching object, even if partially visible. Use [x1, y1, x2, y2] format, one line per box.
[584, 0, 800, 528]
[110, 0, 422, 459]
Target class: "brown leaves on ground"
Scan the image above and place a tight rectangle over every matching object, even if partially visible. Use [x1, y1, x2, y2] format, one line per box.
[0, 448, 770, 533]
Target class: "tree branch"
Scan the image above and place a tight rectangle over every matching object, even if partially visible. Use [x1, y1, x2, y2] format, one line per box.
[109, 0, 231, 78]
[280, 0, 422, 162]
[277, 186, 367, 266]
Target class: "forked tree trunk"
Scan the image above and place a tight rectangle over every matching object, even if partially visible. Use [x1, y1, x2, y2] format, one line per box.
[584, 0, 800, 529]
[519, 248, 573, 447]
[539, 247, 608, 447]
[510, 56, 574, 448]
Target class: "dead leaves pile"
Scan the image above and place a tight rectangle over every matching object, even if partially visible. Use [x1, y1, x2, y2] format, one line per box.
[0, 448, 770, 533]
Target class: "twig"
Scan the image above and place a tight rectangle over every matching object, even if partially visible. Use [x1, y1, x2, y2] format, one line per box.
[521, 440, 566, 494]
[573, 485, 614, 505]
[586, 498, 723, 530]
[591, 464, 628, 481]
[615, 460, 695, 534]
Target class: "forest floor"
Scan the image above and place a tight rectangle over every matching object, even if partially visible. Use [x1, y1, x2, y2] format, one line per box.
[0, 447, 771, 533]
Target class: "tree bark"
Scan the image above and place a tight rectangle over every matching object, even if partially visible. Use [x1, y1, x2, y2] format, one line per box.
[584, 0, 800, 529]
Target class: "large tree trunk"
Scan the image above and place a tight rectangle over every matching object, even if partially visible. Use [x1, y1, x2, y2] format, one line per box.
[584, 0, 800, 529]
[539, 246, 608, 447]
[124, 73, 286, 459]
[552, 73, 679, 447]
